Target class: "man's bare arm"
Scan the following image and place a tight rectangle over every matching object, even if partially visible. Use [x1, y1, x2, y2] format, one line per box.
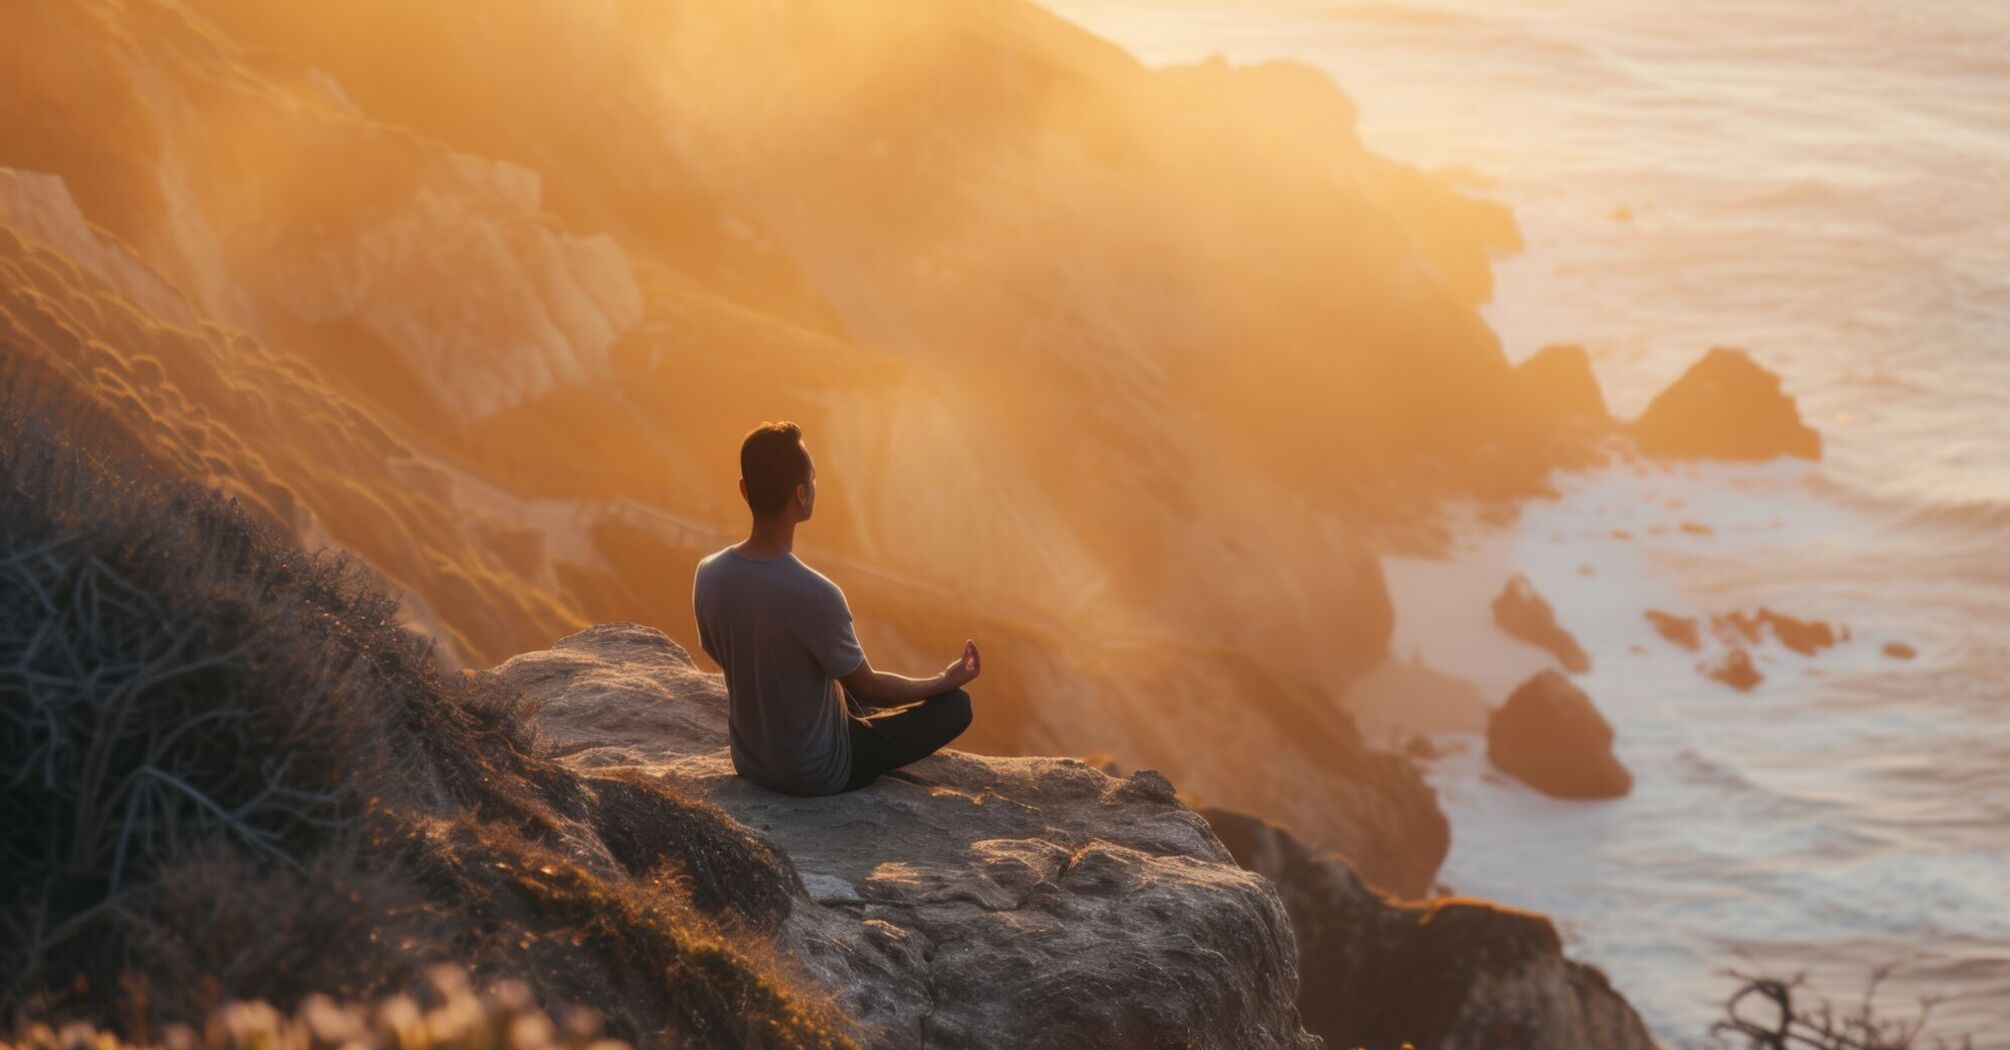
[839, 640, 981, 709]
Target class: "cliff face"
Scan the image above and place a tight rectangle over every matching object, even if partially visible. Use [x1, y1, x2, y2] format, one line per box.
[501, 623, 1321, 1050]
[0, 0, 1544, 886]
[1203, 808, 1658, 1050]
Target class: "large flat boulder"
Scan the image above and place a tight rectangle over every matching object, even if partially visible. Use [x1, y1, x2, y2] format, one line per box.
[499, 624, 1320, 1050]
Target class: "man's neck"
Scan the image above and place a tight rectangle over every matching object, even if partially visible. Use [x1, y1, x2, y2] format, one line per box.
[737, 517, 796, 559]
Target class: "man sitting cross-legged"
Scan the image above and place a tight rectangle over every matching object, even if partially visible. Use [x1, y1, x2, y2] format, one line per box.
[692, 420, 978, 796]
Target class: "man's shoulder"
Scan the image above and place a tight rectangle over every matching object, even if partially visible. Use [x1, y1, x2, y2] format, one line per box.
[790, 557, 848, 602]
[694, 547, 843, 604]
[692, 546, 737, 593]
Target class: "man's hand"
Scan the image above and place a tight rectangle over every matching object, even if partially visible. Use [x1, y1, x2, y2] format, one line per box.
[941, 639, 981, 689]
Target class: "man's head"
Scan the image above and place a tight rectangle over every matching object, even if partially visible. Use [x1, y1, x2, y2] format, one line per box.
[739, 421, 816, 521]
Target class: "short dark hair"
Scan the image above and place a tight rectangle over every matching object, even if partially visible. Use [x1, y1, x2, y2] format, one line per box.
[739, 421, 810, 516]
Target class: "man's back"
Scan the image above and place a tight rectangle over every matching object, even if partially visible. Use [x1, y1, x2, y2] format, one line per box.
[692, 546, 866, 796]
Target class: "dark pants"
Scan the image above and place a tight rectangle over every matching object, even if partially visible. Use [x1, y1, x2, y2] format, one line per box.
[841, 686, 972, 791]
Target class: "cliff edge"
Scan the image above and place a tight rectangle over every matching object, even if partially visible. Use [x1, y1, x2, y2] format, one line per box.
[500, 623, 1320, 1050]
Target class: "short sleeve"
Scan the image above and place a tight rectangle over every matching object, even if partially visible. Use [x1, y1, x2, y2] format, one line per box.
[799, 585, 866, 678]
[691, 565, 719, 664]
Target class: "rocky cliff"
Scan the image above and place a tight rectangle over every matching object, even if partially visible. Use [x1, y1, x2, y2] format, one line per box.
[2, 405, 1307, 1047]
[0, 0, 1540, 891]
[501, 623, 1320, 1050]
[2, 378, 1661, 1044]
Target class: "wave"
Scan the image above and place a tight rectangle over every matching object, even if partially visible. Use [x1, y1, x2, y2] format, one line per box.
[1807, 473, 2010, 544]
[1326, 1, 1479, 28]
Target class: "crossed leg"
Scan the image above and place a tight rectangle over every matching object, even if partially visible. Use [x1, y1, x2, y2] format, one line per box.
[842, 687, 973, 791]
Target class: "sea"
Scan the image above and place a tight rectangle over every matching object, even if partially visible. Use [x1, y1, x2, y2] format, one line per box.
[1044, 1, 2010, 1043]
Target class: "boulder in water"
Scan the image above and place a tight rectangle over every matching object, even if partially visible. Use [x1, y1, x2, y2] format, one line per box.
[1711, 607, 1838, 656]
[1757, 608, 1837, 655]
[1493, 574, 1592, 673]
[1645, 609, 1701, 651]
[1705, 648, 1763, 691]
[1514, 343, 1615, 467]
[1629, 347, 1821, 461]
[1487, 671, 1632, 799]
[1514, 343, 1611, 422]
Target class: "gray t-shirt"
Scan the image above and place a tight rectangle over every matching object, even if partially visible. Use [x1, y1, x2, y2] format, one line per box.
[692, 546, 866, 796]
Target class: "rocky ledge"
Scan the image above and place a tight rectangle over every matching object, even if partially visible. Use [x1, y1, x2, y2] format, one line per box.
[499, 623, 1319, 1050]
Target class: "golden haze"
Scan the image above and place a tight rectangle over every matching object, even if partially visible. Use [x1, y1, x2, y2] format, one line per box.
[0, 0, 1570, 880]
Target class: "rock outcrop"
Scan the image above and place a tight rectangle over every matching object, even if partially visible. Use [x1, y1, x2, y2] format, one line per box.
[1513, 344, 1615, 467]
[1201, 807, 1657, 1050]
[1705, 648, 1763, 691]
[1644, 609, 1701, 651]
[1629, 347, 1821, 461]
[1514, 344, 1610, 422]
[1647, 608, 1839, 691]
[1714, 608, 1838, 656]
[1487, 671, 1632, 800]
[1493, 575, 1592, 673]
[500, 624, 1321, 1050]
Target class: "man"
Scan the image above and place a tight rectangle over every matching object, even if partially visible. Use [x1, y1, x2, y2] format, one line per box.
[692, 421, 978, 796]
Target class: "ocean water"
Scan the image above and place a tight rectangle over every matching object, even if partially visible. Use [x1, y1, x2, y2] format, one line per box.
[1045, 1, 2010, 1042]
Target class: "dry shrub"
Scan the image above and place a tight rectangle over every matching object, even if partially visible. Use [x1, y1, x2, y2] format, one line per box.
[585, 770, 799, 933]
[1712, 966, 1975, 1050]
[1, 410, 377, 998]
[404, 818, 850, 1050]
[112, 840, 450, 1018]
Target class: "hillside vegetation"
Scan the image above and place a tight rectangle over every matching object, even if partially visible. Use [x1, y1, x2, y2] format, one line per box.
[0, 403, 849, 1048]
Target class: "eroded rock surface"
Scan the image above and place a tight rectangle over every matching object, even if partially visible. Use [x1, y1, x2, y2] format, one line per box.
[1629, 347, 1820, 461]
[1493, 574, 1592, 673]
[1487, 671, 1631, 800]
[500, 624, 1320, 1050]
[1201, 807, 1656, 1050]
